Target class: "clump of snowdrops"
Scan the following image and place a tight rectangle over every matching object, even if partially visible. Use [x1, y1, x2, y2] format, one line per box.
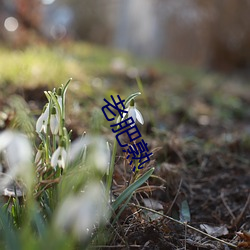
[0, 79, 154, 249]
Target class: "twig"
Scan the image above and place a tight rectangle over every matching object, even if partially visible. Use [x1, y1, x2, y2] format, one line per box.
[166, 178, 183, 215]
[89, 245, 141, 248]
[129, 203, 237, 249]
[233, 192, 250, 227]
[184, 221, 187, 250]
[221, 190, 236, 221]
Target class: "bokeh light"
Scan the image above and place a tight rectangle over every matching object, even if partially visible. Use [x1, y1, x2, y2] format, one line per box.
[4, 17, 19, 32]
[41, 0, 55, 5]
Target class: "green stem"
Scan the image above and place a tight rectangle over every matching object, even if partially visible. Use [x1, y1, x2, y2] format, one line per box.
[45, 98, 53, 164]
[106, 115, 121, 196]
[49, 92, 63, 136]
[52, 134, 56, 152]
[62, 78, 72, 126]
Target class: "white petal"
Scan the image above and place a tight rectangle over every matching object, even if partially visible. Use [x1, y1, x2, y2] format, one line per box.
[128, 107, 136, 123]
[50, 114, 59, 135]
[93, 138, 110, 172]
[51, 147, 61, 168]
[36, 113, 45, 133]
[55, 183, 109, 240]
[60, 148, 67, 169]
[135, 108, 144, 125]
[41, 121, 47, 133]
[58, 159, 64, 169]
[68, 137, 88, 163]
[6, 133, 32, 170]
[0, 130, 14, 151]
[44, 104, 50, 118]
[0, 131, 33, 190]
[36, 104, 50, 133]
[57, 96, 63, 112]
[121, 108, 129, 120]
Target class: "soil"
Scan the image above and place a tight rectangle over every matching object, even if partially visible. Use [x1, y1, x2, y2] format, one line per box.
[1, 70, 250, 250]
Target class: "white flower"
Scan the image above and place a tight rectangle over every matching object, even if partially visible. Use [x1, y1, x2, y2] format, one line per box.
[123, 100, 144, 125]
[67, 136, 110, 173]
[51, 145, 67, 169]
[50, 106, 60, 135]
[92, 137, 110, 172]
[57, 95, 63, 112]
[54, 182, 109, 240]
[36, 104, 50, 133]
[0, 130, 33, 190]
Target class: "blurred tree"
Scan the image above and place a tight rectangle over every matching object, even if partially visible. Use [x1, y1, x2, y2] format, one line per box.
[63, 0, 114, 44]
[0, 0, 42, 46]
[16, 0, 41, 31]
[204, 0, 250, 71]
[159, 0, 250, 71]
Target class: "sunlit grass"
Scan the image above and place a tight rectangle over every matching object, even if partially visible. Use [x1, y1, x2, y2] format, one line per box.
[0, 42, 206, 87]
[0, 44, 85, 86]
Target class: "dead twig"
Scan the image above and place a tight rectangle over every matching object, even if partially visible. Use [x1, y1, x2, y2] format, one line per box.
[221, 190, 236, 222]
[166, 178, 183, 215]
[233, 192, 250, 227]
[129, 203, 237, 249]
[89, 245, 141, 248]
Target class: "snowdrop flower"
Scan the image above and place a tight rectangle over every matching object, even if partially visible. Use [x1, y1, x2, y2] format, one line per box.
[36, 103, 50, 133]
[123, 99, 144, 125]
[50, 106, 60, 135]
[51, 142, 67, 169]
[54, 182, 109, 240]
[91, 137, 110, 172]
[67, 135, 110, 173]
[57, 87, 63, 111]
[0, 130, 33, 190]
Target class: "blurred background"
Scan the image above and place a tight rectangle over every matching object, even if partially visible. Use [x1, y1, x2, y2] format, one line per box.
[1, 0, 250, 72]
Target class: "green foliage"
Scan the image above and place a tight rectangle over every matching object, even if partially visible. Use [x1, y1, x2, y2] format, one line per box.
[112, 167, 155, 212]
[0, 80, 154, 249]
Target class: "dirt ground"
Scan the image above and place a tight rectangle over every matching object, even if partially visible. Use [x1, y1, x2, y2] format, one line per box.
[1, 68, 250, 250]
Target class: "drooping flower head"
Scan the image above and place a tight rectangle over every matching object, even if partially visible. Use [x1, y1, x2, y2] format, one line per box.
[123, 99, 144, 125]
[36, 103, 50, 134]
[54, 182, 109, 240]
[0, 130, 33, 190]
[51, 140, 67, 170]
[50, 106, 59, 135]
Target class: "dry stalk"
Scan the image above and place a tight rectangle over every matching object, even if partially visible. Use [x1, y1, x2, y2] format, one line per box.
[129, 203, 237, 249]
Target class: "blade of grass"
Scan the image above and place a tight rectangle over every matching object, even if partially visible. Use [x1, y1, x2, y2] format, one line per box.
[0, 208, 21, 250]
[112, 192, 133, 225]
[112, 167, 154, 211]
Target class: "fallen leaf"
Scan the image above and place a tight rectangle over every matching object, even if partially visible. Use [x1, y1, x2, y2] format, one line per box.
[237, 231, 250, 248]
[200, 224, 229, 237]
[143, 198, 163, 210]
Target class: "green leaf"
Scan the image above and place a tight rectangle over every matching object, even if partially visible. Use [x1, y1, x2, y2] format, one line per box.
[62, 78, 72, 98]
[179, 199, 191, 222]
[124, 92, 141, 106]
[32, 209, 45, 237]
[112, 192, 133, 225]
[112, 167, 154, 211]
[0, 208, 21, 250]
